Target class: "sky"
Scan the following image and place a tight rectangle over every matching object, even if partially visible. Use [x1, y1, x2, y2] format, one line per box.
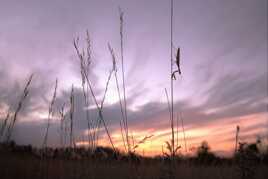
[0, 0, 267, 156]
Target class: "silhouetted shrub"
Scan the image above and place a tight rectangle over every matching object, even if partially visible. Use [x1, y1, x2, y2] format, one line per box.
[235, 141, 261, 179]
[195, 141, 218, 165]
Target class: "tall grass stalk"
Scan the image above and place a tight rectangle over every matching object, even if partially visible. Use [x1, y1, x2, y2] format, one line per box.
[91, 44, 117, 149]
[108, 43, 128, 152]
[235, 125, 240, 153]
[74, 38, 115, 151]
[119, 7, 130, 153]
[85, 33, 92, 148]
[0, 109, 10, 140]
[70, 85, 75, 148]
[42, 79, 58, 148]
[59, 103, 66, 148]
[74, 34, 92, 149]
[41, 79, 57, 179]
[176, 113, 179, 150]
[180, 111, 187, 153]
[74, 36, 94, 149]
[64, 111, 68, 148]
[165, 88, 172, 121]
[164, 88, 180, 157]
[169, 0, 183, 158]
[5, 74, 34, 142]
[119, 120, 127, 152]
[83, 31, 92, 148]
[94, 63, 114, 148]
[81, 64, 92, 148]
[170, 0, 175, 159]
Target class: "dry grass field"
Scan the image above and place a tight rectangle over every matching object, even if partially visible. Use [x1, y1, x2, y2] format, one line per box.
[0, 142, 267, 179]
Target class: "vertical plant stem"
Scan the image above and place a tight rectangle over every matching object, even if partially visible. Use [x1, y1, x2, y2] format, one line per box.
[43, 79, 58, 149]
[82, 78, 92, 148]
[108, 43, 127, 153]
[235, 125, 240, 153]
[176, 113, 179, 149]
[0, 109, 10, 140]
[94, 68, 114, 147]
[76, 34, 92, 149]
[119, 120, 127, 152]
[180, 111, 187, 153]
[169, 2, 176, 177]
[170, 0, 175, 158]
[164, 88, 172, 125]
[6, 74, 34, 142]
[74, 37, 115, 151]
[82, 65, 115, 151]
[119, 8, 130, 153]
[70, 85, 75, 148]
[115, 72, 128, 152]
[59, 103, 65, 148]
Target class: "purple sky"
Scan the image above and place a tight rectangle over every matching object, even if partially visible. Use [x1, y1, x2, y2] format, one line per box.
[0, 0, 267, 155]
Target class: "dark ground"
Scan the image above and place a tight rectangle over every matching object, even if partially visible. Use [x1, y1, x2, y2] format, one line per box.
[0, 144, 267, 179]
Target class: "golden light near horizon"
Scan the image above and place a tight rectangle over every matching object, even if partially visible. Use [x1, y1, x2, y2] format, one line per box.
[74, 111, 268, 157]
